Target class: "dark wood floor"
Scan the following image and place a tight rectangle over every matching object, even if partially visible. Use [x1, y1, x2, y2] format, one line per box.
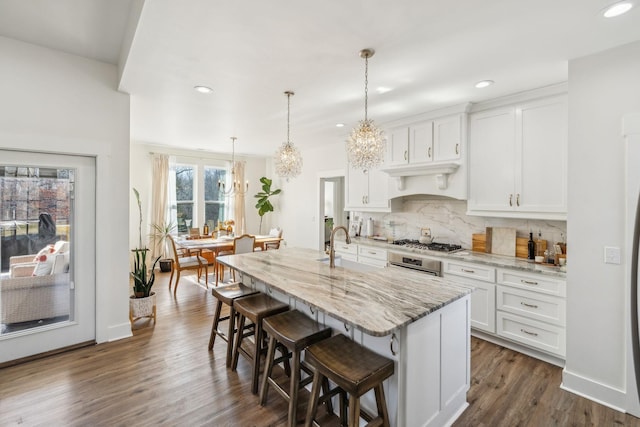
[1, 270, 640, 426]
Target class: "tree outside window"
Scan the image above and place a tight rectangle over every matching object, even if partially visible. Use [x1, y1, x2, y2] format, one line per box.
[175, 165, 194, 232]
[204, 167, 226, 229]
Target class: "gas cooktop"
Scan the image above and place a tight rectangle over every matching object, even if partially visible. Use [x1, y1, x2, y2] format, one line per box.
[392, 239, 463, 253]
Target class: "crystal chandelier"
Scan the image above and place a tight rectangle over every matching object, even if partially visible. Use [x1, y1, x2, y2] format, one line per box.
[218, 136, 248, 196]
[274, 91, 303, 181]
[346, 48, 385, 170]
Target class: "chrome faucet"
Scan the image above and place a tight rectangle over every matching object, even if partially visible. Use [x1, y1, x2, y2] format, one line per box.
[329, 226, 351, 268]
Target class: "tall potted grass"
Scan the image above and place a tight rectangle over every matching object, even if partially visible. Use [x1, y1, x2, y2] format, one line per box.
[130, 188, 160, 324]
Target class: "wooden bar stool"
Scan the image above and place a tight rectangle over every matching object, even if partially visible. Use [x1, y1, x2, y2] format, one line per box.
[208, 282, 259, 367]
[304, 333, 395, 427]
[259, 310, 333, 427]
[231, 293, 290, 394]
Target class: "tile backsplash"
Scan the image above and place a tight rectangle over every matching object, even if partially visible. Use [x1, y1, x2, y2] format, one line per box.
[352, 196, 567, 249]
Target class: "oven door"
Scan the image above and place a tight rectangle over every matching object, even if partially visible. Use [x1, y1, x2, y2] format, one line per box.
[388, 252, 442, 276]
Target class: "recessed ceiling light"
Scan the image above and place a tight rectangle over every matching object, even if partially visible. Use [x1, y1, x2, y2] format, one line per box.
[475, 80, 494, 89]
[602, 1, 634, 17]
[194, 85, 213, 94]
[336, 123, 345, 128]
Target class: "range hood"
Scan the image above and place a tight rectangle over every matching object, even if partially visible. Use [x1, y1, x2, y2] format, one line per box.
[381, 160, 461, 190]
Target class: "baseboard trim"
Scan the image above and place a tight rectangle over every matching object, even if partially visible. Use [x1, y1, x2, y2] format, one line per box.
[561, 368, 627, 413]
[106, 322, 133, 342]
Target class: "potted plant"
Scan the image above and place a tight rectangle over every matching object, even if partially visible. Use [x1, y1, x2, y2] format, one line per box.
[130, 188, 160, 324]
[254, 177, 281, 234]
[150, 220, 176, 272]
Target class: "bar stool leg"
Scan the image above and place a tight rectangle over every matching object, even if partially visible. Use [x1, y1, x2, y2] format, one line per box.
[348, 395, 360, 427]
[304, 370, 324, 427]
[208, 299, 223, 350]
[259, 335, 278, 406]
[251, 320, 264, 394]
[375, 383, 390, 427]
[288, 350, 301, 426]
[226, 306, 237, 368]
[231, 314, 245, 371]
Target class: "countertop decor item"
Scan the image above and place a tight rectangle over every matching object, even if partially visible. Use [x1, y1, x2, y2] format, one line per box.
[274, 91, 303, 180]
[346, 48, 385, 170]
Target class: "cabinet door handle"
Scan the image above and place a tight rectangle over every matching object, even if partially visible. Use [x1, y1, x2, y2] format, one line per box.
[509, 194, 513, 207]
[365, 195, 369, 204]
[461, 268, 475, 273]
[368, 251, 377, 255]
[428, 147, 432, 158]
[344, 323, 350, 332]
[404, 150, 408, 161]
[520, 301, 539, 309]
[516, 193, 520, 207]
[521, 279, 539, 285]
[455, 143, 459, 155]
[520, 328, 538, 337]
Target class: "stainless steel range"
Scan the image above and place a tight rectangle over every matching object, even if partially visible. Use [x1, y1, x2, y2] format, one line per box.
[388, 252, 442, 276]
[392, 239, 463, 252]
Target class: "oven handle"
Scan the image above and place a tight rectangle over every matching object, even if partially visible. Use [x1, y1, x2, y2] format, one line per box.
[389, 261, 440, 276]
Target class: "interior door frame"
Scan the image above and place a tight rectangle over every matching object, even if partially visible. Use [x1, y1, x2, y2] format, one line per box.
[317, 169, 346, 252]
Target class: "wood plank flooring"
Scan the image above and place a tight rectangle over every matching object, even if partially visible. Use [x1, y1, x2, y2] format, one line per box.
[1, 270, 639, 426]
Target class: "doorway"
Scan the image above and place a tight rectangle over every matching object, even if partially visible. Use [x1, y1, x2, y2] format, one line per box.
[0, 150, 96, 364]
[319, 172, 347, 251]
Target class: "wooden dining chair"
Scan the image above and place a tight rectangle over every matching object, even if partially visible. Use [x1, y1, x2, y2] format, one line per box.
[168, 235, 209, 295]
[217, 234, 255, 285]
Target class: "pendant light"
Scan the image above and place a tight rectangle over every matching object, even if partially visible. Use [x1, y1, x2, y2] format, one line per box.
[346, 48, 385, 170]
[274, 91, 303, 181]
[218, 136, 248, 196]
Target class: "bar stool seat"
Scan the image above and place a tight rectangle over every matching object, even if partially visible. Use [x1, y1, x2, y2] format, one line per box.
[259, 310, 333, 427]
[304, 333, 395, 427]
[208, 282, 259, 367]
[231, 293, 290, 394]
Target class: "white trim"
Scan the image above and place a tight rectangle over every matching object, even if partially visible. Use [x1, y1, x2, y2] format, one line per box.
[562, 368, 627, 413]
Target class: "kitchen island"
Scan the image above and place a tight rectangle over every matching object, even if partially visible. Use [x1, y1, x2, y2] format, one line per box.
[216, 247, 474, 427]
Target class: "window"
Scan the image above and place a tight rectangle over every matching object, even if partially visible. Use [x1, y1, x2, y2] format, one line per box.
[204, 166, 227, 229]
[172, 162, 228, 234]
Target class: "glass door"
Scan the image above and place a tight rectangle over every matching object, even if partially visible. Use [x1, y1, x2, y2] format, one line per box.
[0, 150, 95, 364]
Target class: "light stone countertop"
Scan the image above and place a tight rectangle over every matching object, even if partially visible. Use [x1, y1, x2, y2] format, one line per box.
[350, 237, 567, 279]
[216, 247, 474, 337]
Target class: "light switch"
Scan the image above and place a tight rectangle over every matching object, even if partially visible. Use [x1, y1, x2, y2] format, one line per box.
[604, 246, 621, 264]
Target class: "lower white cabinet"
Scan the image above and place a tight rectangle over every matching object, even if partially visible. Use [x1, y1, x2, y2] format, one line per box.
[495, 268, 566, 358]
[444, 260, 567, 359]
[357, 244, 388, 268]
[443, 260, 496, 334]
[334, 243, 388, 267]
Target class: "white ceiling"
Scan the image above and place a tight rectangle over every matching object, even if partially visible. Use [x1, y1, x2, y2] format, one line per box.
[1, 0, 639, 157]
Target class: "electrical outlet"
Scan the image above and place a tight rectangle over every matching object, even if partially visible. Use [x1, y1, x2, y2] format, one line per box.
[421, 228, 431, 237]
[604, 246, 621, 264]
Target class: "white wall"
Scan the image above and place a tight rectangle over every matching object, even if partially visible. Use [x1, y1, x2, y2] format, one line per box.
[129, 142, 267, 247]
[0, 36, 131, 343]
[270, 140, 346, 250]
[563, 41, 640, 411]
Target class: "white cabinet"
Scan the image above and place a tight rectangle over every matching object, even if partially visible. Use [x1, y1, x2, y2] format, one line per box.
[386, 114, 462, 168]
[345, 164, 389, 211]
[468, 94, 568, 220]
[357, 244, 388, 268]
[496, 268, 566, 357]
[443, 260, 496, 334]
[333, 241, 358, 262]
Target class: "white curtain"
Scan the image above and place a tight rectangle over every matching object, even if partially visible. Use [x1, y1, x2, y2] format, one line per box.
[233, 160, 246, 235]
[167, 156, 177, 229]
[150, 154, 170, 260]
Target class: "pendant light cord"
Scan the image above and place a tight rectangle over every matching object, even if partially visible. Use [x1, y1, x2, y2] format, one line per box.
[364, 55, 369, 121]
[287, 92, 291, 144]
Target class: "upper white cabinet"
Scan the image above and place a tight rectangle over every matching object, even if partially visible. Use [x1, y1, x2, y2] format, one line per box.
[345, 164, 390, 211]
[385, 114, 463, 169]
[467, 93, 568, 220]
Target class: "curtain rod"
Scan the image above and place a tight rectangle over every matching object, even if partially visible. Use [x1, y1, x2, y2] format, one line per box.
[148, 152, 233, 162]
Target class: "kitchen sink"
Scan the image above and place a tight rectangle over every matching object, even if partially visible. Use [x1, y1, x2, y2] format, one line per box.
[316, 256, 376, 273]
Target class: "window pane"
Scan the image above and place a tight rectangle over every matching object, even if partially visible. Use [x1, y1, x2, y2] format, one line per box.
[176, 203, 193, 232]
[204, 167, 226, 201]
[175, 166, 194, 201]
[205, 202, 225, 226]
[1, 165, 73, 334]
